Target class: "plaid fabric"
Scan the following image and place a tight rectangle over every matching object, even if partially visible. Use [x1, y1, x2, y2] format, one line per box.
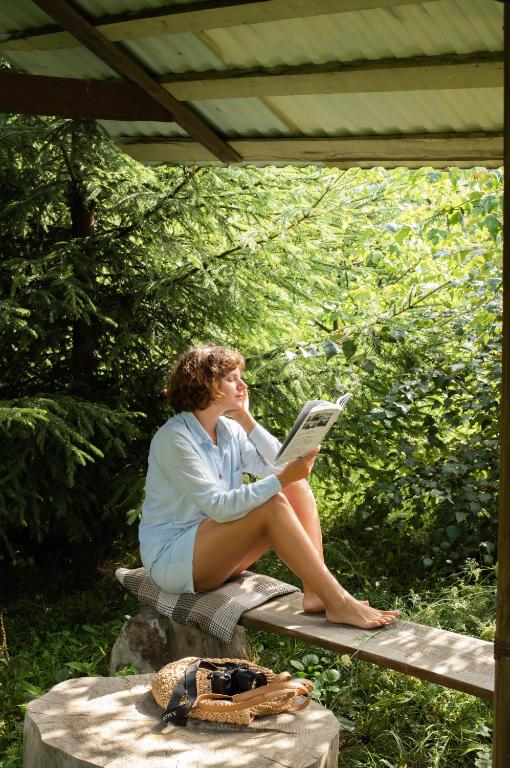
[115, 567, 299, 643]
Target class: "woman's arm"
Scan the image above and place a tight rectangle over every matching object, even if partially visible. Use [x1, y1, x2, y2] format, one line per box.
[155, 431, 281, 523]
[225, 400, 319, 488]
[227, 403, 282, 476]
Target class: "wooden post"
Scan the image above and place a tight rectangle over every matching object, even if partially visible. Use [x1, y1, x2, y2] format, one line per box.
[494, 3, 510, 767]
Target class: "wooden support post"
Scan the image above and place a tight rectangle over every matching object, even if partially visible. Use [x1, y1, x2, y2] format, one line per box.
[0, 72, 174, 122]
[494, 3, 510, 767]
[30, 0, 241, 163]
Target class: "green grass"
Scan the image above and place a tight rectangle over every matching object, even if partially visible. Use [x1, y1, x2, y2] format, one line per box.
[0, 560, 139, 767]
[0, 550, 495, 768]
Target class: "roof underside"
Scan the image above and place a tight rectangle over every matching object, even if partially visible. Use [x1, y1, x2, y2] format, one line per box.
[0, 0, 504, 167]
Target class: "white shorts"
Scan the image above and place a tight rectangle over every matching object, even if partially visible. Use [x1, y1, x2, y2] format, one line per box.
[149, 522, 200, 594]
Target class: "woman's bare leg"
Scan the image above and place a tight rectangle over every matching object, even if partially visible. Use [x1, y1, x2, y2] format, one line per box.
[282, 480, 368, 612]
[230, 480, 323, 595]
[230, 535, 271, 575]
[283, 480, 325, 612]
[230, 480, 320, 582]
[208, 483, 367, 611]
[193, 493, 398, 629]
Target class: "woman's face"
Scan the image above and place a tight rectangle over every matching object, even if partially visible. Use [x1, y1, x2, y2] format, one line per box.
[217, 367, 248, 411]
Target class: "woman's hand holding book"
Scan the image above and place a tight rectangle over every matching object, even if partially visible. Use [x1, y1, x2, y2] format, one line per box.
[276, 448, 320, 488]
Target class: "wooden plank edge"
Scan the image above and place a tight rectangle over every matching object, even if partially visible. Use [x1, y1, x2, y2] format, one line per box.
[159, 53, 504, 100]
[493, 2, 510, 765]
[117, 134, 504, 167]
[0, 0, 427, 51]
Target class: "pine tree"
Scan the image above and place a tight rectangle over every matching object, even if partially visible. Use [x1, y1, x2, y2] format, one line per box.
[0, 115, 350, 562]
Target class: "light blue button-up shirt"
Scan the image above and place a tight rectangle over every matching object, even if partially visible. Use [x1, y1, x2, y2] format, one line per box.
[139, 412, 283, 572]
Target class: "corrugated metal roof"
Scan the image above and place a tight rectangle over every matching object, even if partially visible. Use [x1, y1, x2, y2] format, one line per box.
[97, 118, 187, 137]
[1, 1, 502, 62]
[0, 0, 195, 33]
[0, 0, 504, 165]
[263, 88, 503, 137]
[73, 0, 200, 18]
[4, 47, 119, 79]
[203, 0, 503, 69]
[192, 98, 293, 137]
[124, 33, 226, 74]
[0, 0, 54, 33]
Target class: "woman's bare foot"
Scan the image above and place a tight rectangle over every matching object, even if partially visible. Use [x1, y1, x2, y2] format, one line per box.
[302, 592, 369, 614]
[325, 596, 399, 629]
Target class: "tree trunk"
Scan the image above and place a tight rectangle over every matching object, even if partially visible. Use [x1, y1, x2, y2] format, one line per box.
[24, 674, 340, 768]
[67, 123, 98, 394]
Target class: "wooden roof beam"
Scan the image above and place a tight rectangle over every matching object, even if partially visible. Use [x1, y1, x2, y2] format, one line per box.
[159, 52, 504, 100]
[28, 0, 240, 163]
[0, 1, 430, 51]
[0, 71, 175, 122]
[118, 133, 504, 168]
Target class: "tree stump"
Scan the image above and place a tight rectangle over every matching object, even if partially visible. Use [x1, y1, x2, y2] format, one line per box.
[24, 674, 340, 768]
[109, 606, 249, 674]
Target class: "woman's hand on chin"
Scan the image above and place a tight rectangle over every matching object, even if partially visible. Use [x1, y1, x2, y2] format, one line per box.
[224, 396, 255, 433]
[224, 393, 250, 420]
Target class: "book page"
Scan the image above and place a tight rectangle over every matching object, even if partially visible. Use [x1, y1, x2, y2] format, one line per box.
[276, 399, 330, 456]
[275, 393, 352, 465]
[276, 408, 339, 463]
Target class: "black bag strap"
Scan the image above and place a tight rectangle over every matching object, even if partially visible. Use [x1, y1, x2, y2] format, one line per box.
[162, 659, 248, 725]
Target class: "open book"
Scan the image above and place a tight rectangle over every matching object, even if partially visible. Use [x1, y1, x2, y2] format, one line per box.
[274, 393, 352, 465]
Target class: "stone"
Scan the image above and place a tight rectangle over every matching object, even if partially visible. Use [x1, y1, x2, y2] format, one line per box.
[109, 606, 249, 674]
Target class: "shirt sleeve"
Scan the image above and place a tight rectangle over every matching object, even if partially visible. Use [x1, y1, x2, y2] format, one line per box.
[155, 431, 282, 524]
[239, 422, 283, 478]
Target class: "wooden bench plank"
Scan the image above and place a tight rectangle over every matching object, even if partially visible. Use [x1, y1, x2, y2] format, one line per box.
[240, 592, 494, 700]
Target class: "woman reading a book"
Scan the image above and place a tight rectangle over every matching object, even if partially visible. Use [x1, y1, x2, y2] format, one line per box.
[139, 344, 398, 629]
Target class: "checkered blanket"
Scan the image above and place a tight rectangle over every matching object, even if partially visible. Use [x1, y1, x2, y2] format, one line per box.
[115, 567, 300, 643]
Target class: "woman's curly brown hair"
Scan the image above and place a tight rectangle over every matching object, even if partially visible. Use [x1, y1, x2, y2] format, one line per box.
[165, 344, 245, 412]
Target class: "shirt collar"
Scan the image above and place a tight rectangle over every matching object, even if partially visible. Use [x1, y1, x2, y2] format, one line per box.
[182, 412, 234, 447]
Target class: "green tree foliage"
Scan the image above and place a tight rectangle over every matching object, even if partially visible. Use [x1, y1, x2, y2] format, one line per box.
[251, 168, 502, 577]
[0, 113, 502, 574]
[0, 116, 381, 560]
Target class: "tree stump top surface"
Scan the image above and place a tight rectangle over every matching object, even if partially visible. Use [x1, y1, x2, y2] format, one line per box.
[25, 674, 339, 768]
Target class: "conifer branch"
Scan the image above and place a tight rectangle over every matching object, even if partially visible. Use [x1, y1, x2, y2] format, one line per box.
[168, 180, 337, 285]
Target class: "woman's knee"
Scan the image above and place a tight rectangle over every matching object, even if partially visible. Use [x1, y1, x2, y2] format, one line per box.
[249, 492, 292, 525]
[285, 478, 315, 500]
[265, 491, 291, 509]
